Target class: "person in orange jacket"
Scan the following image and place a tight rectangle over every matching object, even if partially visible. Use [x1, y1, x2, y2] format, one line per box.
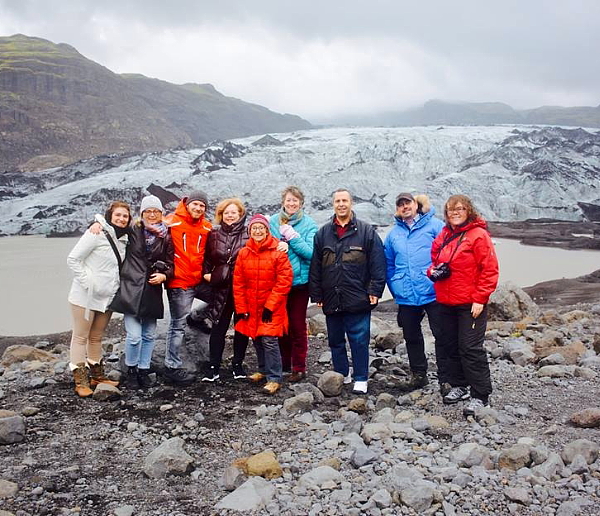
[232, 214, 293, 395]
[162, 190, 212, 385]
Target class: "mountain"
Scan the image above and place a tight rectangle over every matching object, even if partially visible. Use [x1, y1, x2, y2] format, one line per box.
[0, 34, 311, 172]
[338, 100, 600, 128]
[1, 125, 599, 236]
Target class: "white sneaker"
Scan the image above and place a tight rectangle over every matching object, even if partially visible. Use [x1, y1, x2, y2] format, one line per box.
[352, 381, 368, 394]
[343, 374, 352, 385]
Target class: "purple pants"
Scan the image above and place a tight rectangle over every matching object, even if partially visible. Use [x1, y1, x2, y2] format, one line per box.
[278, 284, 309, 373]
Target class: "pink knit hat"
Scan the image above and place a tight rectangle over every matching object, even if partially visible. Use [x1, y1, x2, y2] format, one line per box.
[248, 213, 270, 233]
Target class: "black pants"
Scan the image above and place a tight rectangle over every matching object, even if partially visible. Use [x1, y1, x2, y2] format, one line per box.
[397, 302, 449, 383]
[439, 303, 492, 401]
[209, 291, 249, 371]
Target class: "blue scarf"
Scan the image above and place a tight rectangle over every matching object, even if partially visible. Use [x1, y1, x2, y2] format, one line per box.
[279, 207, 304, 226]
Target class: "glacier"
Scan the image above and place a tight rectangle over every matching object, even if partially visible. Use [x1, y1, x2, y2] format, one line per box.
[0, 125, 599, 236]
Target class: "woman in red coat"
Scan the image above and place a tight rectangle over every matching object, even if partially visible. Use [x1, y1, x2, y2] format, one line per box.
[233, 214, 293, 394]
[428, 195, 499, 417]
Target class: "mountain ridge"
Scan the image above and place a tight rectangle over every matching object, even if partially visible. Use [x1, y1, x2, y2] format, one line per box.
[0, 34, 311, 172]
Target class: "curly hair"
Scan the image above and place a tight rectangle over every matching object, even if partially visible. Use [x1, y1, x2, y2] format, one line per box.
[214, 198, 246, 224]
[444, 194, 480, 225]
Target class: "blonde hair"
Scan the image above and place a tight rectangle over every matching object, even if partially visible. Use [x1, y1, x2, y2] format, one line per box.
[281, 186, 305, 205]
[214, 198, 246, 224]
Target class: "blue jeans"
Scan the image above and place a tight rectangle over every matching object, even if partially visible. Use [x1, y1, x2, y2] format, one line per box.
[124, 314, 157, 369]
[253, 336, 283, 383]
[165, 287, 196, 369]
[325, 311, 371, 382]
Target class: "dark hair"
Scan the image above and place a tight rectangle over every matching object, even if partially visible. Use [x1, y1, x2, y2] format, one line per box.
[443, 194, 480, 225]
[105, 201, 132, 225]
[332, 188, 353, 202]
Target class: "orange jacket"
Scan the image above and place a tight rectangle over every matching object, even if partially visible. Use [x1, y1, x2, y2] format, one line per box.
[165, 200, 212, 289]
[233, 234, 293, 338]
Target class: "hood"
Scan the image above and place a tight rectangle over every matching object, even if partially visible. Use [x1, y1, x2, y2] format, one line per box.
[171, 199, 205, 225]
[446, 217, 489, 234]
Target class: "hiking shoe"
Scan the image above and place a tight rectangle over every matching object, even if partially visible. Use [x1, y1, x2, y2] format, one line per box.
[72, 363, 93, 397]
[232, 363, 247, 379]
[88, 360, 119, 388]
[443, 386, 470, 405]
[352, 381, 368, 394]
[137, 368, 153, 389]
[123, 366, 140, 390]
[248, 372, 266, 383]
[163, 367, 196, 386]
[396, 371, 428, 392]
[288, 371, 306, 383]
[201, 366, 220, 382]
[463, 398, 488, 417]
[439, 382, 452, 397]
[263, 381, 281, 395]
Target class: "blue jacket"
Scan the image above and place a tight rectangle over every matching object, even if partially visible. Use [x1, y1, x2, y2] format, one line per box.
[270, 211, 318, 286]
[384, 206, 444, 306]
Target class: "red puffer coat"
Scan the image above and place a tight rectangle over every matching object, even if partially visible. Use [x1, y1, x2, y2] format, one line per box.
[429, 218, 499, 306]
[233, 234, 293, 338]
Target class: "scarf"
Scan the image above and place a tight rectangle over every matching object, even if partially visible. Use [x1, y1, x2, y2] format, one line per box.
[142, 221, 168, 253]
[279, 207, 304, 226]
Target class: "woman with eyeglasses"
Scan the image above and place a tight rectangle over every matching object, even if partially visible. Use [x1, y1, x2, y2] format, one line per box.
[109, 195, 174, 389]
[232, 214, 293, 394]
[428, 195, 499, 417]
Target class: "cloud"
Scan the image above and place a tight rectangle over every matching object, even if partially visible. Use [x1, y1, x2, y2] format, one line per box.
[1, 0, 599, 120]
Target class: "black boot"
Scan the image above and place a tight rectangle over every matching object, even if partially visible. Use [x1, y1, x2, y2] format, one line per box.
[137, 368, 153, 389]
[396, 371, 428, 392]
[123, 366, 140, 389]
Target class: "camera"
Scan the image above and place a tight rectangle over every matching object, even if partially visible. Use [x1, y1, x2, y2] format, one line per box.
[429, 262, 451, 282]
[151, 260, 168, 274]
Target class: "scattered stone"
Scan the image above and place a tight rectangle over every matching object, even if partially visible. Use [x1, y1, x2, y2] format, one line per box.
[1, 345, 56, 366]
[283, 392, 314, 414]
[347, 398, 367, 414]
[216, 477, 274, 512]
[245, 450, 282, 479]
[539, 353, 566, 366]
[570, 408, 600, 428]
[361, 423, 392, 444]
[532, 452, 564, 480]
[318, 457, 341, 470]
[0, 479, 18, 498]
[221, 466, 246, 491]
[488, 282, 540, 321]
[0, 410, 26, 444]
[317, 351, 332, 364]
[308, 314, 327, 335]
[159, 404, 174, 412]
[290, 382, 325, 403]
[113, 506, 135, 516]
[370, 488, 393, 508]
[92, 383, 122, 401]
[317, 371, 344, 397]
[351, 447, 379, 468]
[569, 454, 590, 475]
[399, 479, 436, 512]
[498, 444, 532, 471]
[21, 406, 40, 417]
[143, 437, 194, 479]
[561, 439, 599, 465]
[375, 392, 396, 410]
[374, 330, 403, 351]
[298, 466, 343, 488]
[505, 487, 531, 505]
[537, 365, 572, 378]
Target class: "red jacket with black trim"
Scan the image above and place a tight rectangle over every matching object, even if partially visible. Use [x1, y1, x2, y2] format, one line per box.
[233, 234, 293, 338]
[164, 200, 212, 289]
[429, 218, 499, 306]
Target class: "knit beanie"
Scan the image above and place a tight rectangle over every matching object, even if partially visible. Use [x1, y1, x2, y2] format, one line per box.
[140, 195, 164, 214]
[248, 213, 270, 233]
[185, 190, 208, 207]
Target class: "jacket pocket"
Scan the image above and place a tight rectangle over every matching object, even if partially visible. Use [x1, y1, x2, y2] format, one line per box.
[322, 246, 336, 268]
[342, 246, 366, 265]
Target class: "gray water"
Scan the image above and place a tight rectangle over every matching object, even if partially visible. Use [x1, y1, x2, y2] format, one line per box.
[0, 235, 598, 336]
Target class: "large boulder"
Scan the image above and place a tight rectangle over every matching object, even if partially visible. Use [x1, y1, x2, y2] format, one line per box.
[215, 477, 275, 512]
[488, 282, 540, 321]
[143, 437, 194, 479]
[0, 410, 26, 445]
[317, 371, 344, 397]
[1, 345, 56, 366]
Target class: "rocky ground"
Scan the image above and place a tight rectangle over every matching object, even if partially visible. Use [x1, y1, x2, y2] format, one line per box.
[1, 287, 600, 516]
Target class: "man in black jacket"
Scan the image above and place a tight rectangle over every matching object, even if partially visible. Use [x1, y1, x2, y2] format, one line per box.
[309, 189, 386, 394]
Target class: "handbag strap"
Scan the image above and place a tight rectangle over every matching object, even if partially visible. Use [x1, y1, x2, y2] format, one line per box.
[103, 229, 123, 272]
[436, 231, 467, 263]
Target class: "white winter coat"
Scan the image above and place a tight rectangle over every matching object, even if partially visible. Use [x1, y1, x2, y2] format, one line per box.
[67, 226, 128, 316]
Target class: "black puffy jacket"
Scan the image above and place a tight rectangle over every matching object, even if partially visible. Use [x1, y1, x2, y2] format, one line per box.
[309, 213, 386, 315]
[109, 222, 174, 319]
[202, 216, 248, 323]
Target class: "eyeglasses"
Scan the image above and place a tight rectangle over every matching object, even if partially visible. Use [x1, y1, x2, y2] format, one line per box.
[144, 209, 162, 215]
[447, 207, 467, 213]
[250, 226, 266, 232]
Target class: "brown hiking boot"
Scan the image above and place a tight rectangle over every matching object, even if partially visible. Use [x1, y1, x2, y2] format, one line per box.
[73, 364, 93, 397]
[288, 371, 306, 383]
[248, 372, 266, 383]
[396, 371, 428, 392]
[263, 381, 281, 394]
[88, 360, 119, 387]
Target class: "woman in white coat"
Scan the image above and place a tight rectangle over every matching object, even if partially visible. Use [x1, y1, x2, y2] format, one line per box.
[67, 201, 131, 397]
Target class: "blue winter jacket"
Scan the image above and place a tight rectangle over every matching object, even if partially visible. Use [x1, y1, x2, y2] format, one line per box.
[270, 211, 318, 286]
[384, 207, 444, 306]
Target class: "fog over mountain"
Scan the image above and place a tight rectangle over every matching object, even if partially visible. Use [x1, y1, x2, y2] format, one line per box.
[1, 125, 599, 236]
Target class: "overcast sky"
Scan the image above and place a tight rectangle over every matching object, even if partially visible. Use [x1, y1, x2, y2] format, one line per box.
[1, 0, 598, 122]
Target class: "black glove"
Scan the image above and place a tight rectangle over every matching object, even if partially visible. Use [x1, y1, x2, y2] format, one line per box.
[234, 312, 249, 323]
[261, 308, 273, 323]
